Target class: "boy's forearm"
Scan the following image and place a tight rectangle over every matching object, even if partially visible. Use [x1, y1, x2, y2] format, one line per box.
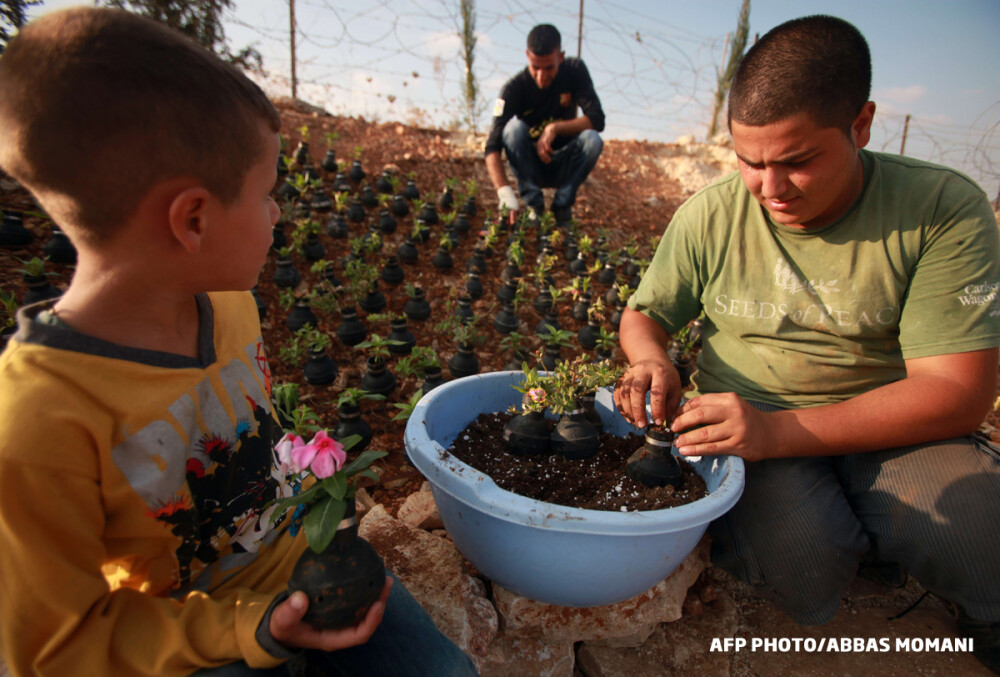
[619, 307, 671, 366]
[547, 115, 594, 137]
[485, 151, 508, 189]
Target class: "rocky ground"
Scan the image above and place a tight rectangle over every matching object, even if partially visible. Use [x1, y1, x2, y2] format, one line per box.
[1, 98, 998, 676]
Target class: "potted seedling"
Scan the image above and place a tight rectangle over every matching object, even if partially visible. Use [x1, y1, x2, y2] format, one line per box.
[1, 290, 19, 350]
[506, 355, 623, 459]
[535, 285, 563, 336]
[321, 130, 339, 173]
[18, 256, 61, 305]
[301, 326, 337, 386]
[537, 325, 574, 370]
[332, 387, 385, 451]
[668, 320, 699, 388]
[447, 322, 482, 380]
[348, 146, 366, 184]
[268, 384, 387, 630]
[355, 333, 403, 396]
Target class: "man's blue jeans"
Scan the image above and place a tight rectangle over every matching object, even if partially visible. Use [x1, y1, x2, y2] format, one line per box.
[501, 117, 603, 211]
[709, 401, 1000, 626]
[190, 573, 479, 676]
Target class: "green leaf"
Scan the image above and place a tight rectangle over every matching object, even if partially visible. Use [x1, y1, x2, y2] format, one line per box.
[343, 449, 389, 477]
[303, 497, 347, 553]
[321, 474, 348, 500]
[267, 484, 322, 522]
[354, 468, 381, 484]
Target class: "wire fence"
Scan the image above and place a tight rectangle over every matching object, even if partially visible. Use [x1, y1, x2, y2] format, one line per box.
[227, 0, 1000, 200]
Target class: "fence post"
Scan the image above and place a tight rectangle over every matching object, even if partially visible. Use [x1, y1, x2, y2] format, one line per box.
[577, 0, 584, 58]
[289, 0, 297, 100]
[899, 114, 910, 155]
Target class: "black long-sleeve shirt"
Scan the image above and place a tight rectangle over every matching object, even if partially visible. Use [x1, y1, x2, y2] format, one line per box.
[484, 57, 605, 157]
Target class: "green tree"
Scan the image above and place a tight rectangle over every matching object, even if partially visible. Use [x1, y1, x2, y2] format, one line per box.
[706, 0, 750, 140]
[99, 0, 262, 71]
[1, 0, 42, 54]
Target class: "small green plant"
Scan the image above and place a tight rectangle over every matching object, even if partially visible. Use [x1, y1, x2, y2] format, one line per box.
[272, 383, 323, 436]
[17, 256, 53, 278]
[515, 355, 623, 415]
[506, 240, 524, 266]
[298, 124, 310, 143]
[324, 130, 339, 148]
[335, 387, 386, 409]
[464, 178, 478, 196]
[353, 145, 363, 160]
[391, 390, 424, 422]
[595, 326, 618, 353]
[617, 283, 636, 305]
[1, 290, 19, 330]
[452, 320, 482, 348]
[395, 346, 440, 379]
[500, 331, 530, 356]
[354, 333, 404, 362]
[538, 325, 574, 349]
[278, 324, 329, 366]
[278, 288, 297, 312]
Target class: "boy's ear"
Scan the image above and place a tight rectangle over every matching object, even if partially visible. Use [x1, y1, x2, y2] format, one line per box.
[167, 186, 213, 253]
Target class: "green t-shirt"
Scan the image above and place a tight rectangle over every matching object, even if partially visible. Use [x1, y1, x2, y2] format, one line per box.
[629, 150, 1000, 408]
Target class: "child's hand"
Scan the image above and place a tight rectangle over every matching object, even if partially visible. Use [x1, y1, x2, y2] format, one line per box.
[270, 576, 392, 651]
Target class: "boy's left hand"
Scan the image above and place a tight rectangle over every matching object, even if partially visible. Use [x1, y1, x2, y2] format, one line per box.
[270, 576, 392, 651]
[671, 392, 777, 462]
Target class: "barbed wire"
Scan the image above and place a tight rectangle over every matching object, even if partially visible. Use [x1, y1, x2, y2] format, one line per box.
[226, 0, 999, 195]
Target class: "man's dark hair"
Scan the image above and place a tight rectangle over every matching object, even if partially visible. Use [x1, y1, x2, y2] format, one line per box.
[527, 24, 561, 55]
[728, 15, 871, 134]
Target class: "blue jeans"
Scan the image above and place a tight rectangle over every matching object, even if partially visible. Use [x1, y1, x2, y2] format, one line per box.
[709, 402, 1000, 625]
[190, 574, 479, 676]
[501, 117, 603, 211]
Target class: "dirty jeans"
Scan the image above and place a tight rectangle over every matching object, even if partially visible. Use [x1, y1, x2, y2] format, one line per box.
[709, 402, 1000, 626]
[501, 117, 603, 211]
[190, 573, 479, 676]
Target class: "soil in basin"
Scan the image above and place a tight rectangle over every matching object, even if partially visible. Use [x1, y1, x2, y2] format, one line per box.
[446, 412, 708, 511]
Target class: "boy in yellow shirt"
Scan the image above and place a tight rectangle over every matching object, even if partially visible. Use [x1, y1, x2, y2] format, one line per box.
[0, 8, 476, 676]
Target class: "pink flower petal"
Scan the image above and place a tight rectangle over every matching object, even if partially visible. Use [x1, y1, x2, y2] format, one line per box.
[310, 451, 336, 478]
[308, 431, 346, 473]
[276, 433, 304, 468]
[291, 443, 318, 472]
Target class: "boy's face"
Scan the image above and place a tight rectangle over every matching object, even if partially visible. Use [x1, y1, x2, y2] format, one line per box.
[731, 103, 874, 230]
[209, 125, 281, 290]
[526, 49, 564, 90]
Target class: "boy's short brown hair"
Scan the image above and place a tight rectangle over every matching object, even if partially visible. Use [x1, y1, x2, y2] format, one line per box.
[727, 15, 871, 136]
[0, 7, 281, 243]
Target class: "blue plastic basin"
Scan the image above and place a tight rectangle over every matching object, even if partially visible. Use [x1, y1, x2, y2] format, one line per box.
[403, 370, 745, 607]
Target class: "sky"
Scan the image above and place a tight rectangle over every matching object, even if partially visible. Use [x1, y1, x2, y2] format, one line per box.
[28, 0, 1000, 194]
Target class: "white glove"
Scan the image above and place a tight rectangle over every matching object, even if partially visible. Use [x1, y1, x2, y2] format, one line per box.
[496, 185, 519, 214]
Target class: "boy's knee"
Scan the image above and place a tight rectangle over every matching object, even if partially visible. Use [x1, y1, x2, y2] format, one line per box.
[578, 129, 603, 160]
[502, 118, 531, 147]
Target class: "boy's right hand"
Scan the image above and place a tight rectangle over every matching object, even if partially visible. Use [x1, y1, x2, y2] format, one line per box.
[270, 576, 392, 651]
[613, 359, 681, 429]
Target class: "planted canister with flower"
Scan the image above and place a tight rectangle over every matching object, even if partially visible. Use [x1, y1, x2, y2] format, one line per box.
[269, 410, 388, 630]
[504, 355, 623, 458]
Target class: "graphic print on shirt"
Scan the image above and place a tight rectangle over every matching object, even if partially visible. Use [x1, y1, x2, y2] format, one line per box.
[711, 257, 899, 332]
[111, 339, 291, 589]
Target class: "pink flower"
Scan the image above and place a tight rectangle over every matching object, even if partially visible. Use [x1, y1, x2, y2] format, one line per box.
[293, 430, 347, 479]
[528, 388, 546, 404]
[276, 433, 307, 472]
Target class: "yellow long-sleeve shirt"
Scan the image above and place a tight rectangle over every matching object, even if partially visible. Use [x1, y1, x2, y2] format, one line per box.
[0, 291, 306, 676]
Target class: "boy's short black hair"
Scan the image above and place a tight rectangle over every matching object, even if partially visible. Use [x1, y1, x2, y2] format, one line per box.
[527, 24, 561, 55]
[728, 15, 871, 134]
[0, 7, 281, 243]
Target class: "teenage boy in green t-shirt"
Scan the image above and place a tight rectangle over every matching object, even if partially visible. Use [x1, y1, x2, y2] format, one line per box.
[614, 15, 999, 672]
